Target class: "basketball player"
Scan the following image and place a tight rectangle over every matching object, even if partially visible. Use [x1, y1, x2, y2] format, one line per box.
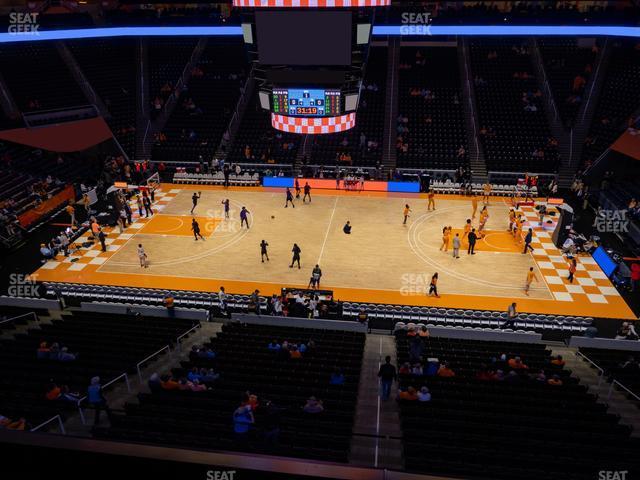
[471, 195, 479, 219]
[191, 191, 201, 214]
[508, 209, 516, 232]
[285, 187, 295, 208]
[403, 204, 411, 225]
[427, 191, 436, 211]
[137, 244, 148, 268]
[524, 267, 538, 296]
[428, 272, 440, 298]
[221, 198, 230, 219]
[462, 219, 472, 245]
[303, 182, 311, 203]
[514, 215, 524, 243]
[191, 218, 205, 241]
[478, 206, 489, 238]
[290, 243, 301, 269]
[482, 182, 492, 205]
[240, 206, 250, 229]
[439, 226, 450, 252]
[295, 178, 301, 199]
[260, 240, 269, 262]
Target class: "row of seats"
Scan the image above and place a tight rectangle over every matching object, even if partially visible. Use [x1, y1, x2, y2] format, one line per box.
[395, 334, 640, 479]
[152, 40, 247, 163]
[173, 172, 260, 186]
[95, 322, 365, 463]
[397, 46, 468, 169]
[42, 282, 594, 337]
[0, 311, 199, 428]
[581, 39, 640, 169]
[309, 47, 387, 167]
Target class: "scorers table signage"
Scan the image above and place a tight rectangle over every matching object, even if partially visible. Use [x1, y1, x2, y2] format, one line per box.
[272, 88, 341, 117]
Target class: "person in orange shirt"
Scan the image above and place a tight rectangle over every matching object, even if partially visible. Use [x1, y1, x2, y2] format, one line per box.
[160, 375, 180, 390]
[482, 182, 492, 205]
[525, 266, 538, 296]
[507, 356, 528, 369]
[478, 207, 489, 238]
[439, 226, 451, 252]
[403, 204, 411, 225]
[547, 375, 563, 386]
[65, 203, 76, 227]
[568, 258, 578, 283]
[398, 386, 418, 401]
[90, 217, 100, 238]
[508, 209, 516, 232]
[45, 383, 61, 401]
[418, 326, 430, 337]
[550, 355, 565, 367]
[471, 196, 479, 219]
[289, 346, 302, 359]
[514, 215, 523, 243]
[462, 219, 472, 245]
[437, 362, 456, 377]
[427, 191, 436, 211]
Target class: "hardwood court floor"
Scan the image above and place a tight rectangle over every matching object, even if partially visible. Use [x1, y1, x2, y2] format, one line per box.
[32, 184, 636, 320]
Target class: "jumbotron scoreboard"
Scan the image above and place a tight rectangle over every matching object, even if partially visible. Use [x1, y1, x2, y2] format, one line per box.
[235, 0, 391, 134]
[272, 88, 341, 117]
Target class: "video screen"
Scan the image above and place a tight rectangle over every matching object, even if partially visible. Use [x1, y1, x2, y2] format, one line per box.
[272, 88, 341, 117]
[256, 10, 352, 66]
[592, 246, 617, 278]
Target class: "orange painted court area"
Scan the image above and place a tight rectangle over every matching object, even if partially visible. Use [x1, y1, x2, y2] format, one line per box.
[449, 229, 522, 253]
[138, 215, 221, 237]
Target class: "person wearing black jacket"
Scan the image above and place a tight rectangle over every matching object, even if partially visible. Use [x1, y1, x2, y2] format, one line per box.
[378, 356, 397, 400]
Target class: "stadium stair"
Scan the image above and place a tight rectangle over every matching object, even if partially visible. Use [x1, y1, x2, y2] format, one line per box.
[554, 346, 640, 437]
[459, 38, 488, 182]
[558, 38, 612, 188]
[56, 41, 110, 119]
[349, 334, 403, 470]
[381, 38, 400, 174]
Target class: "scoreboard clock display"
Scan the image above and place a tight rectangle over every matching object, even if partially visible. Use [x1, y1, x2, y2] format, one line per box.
[272, 88, 341, 117]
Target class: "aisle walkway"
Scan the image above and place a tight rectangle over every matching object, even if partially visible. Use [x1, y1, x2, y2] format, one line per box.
[349, 334, 403, 470]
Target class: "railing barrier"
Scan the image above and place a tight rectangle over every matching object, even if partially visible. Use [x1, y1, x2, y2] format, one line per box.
[608, 380, 640, 402]
[177, 323, 202, 351]
[575, 350, 604, 388]
[0, 311, 39, 328]
[30, 414, 66, 435]
[136, 345, 171, 382]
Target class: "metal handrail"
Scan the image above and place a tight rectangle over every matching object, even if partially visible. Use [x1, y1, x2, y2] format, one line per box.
[136, 345, 171, 382]
[176, 323, 201, 351]
[575, 350, 604, 387]
[30, 414, 66, 434]
[0, 311, 38, 328]
[608, 380, 640, 402]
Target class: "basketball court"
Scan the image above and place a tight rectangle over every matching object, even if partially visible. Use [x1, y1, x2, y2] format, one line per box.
[32, 184, 636, 320]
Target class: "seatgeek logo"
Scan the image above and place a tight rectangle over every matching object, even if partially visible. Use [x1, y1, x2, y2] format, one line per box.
[8, 12, 39, 35]
[400, 12, 432, 36]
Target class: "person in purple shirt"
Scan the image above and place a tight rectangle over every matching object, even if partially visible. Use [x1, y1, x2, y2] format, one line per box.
[240, 206, 250, 229]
